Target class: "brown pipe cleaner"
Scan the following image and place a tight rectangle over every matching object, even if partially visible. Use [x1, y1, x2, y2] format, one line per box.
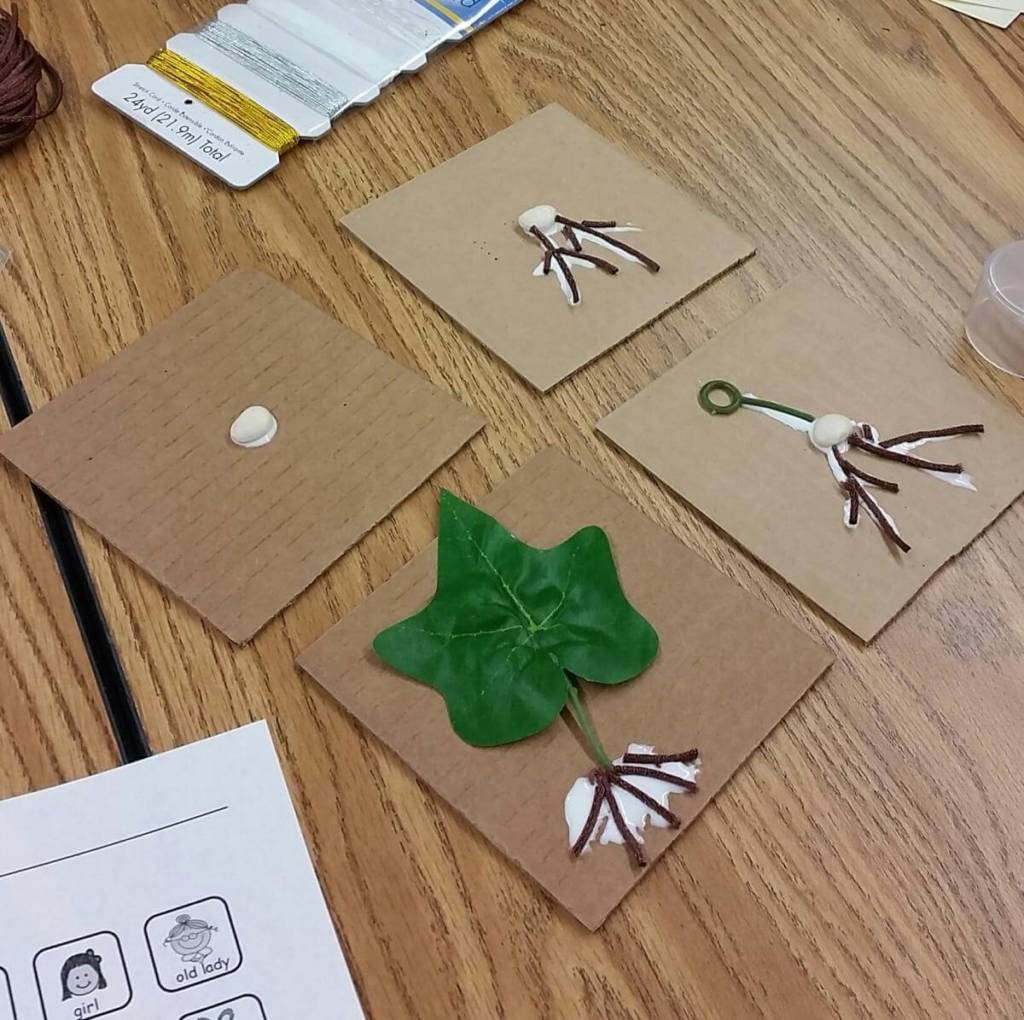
[0, 5, 63, 152]
[830, 422, 982, 552]
[570, 753, 699, 867]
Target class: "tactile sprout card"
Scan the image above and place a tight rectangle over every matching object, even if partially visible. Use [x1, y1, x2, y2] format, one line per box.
[598, 276, 1024, 640]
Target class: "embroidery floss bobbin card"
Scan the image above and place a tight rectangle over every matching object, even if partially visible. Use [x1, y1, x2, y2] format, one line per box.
[598, 275, 1024, 641]
[0, 270, 485, 643]
[298, 449, 832, 929]
[211, 4, 380, 110]
[92, 0, 527, 188]
[342, 105, 755, 391]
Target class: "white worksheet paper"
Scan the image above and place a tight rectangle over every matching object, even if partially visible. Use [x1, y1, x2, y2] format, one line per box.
[929, 0, 1019, 26]
[0, 722, 364, 1020]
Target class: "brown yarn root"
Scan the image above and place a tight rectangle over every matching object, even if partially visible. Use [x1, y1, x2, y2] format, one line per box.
[570, 750, 699, 868]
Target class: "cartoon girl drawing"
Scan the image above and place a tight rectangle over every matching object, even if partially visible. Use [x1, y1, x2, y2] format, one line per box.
[164, 914, 217, 963]
[60, 949, 107, 999]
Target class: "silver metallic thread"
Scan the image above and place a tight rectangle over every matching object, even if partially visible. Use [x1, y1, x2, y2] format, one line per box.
[196, 19, 349, 118]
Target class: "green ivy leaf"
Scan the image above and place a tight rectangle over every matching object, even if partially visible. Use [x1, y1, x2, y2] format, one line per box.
[373, 490, 659, 747]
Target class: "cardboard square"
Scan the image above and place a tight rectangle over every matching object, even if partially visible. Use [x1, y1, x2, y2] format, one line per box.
[342, 105, 754, 391]
[0, 270, 484, 643]
[297, 448, 832, 929]
[598, 275, 1024, 641]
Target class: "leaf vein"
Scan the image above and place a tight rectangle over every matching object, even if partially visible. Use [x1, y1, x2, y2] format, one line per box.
[410, 624, 521, 641]
[450, 503, 538, 628]
[536, 542, 581, 630]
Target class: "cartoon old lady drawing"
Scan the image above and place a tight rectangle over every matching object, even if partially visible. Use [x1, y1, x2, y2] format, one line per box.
[164, 914, 217, 963]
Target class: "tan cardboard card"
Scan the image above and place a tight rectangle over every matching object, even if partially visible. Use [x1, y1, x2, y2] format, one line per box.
[298, 449, 832, 929]
[343, 105, 754, 391]
[599, 275, 1024, 641]
[0, 271, 484, 643]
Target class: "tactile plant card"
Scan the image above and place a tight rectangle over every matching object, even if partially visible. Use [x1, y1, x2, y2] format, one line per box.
[298, 449, 831, 928]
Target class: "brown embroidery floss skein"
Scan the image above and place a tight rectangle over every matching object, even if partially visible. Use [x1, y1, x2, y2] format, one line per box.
[0, 4, 63, 152]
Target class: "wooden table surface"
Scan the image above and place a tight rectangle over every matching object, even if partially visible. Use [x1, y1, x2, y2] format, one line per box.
[4, 0, 1024, 1016]
[0, 470, 119, 792]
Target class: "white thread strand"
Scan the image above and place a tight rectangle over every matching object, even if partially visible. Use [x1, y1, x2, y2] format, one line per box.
[196, 19, 349, 118]
[332, 0, 448, 47]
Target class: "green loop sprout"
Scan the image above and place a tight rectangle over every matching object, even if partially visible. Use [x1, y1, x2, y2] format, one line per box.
[698, 379, 814, 422]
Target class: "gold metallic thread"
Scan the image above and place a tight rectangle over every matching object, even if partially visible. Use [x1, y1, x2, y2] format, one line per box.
[146, 49, 299, 153]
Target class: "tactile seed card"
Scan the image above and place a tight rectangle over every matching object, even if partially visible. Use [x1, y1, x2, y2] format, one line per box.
[342, 105, 755, 391]
[598, 275, 1024, 641]
[0, 722, 363, 1019]
[0, 270, 484, 643]
[297, 449, 832, 930]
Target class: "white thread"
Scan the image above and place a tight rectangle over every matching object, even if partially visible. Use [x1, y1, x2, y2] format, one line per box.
[330, 0, 448, 47]
[196, 19, 349, 118]
[249, 0, 506, 85]
[248, 0, 418, 83]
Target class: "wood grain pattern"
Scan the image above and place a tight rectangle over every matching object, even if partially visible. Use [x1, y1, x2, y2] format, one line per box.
[0, 463, 119, 794]
[3, 0, 1024, 1016]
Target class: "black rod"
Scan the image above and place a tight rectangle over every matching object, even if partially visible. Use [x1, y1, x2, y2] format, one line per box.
[0, 318, 150, 762]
